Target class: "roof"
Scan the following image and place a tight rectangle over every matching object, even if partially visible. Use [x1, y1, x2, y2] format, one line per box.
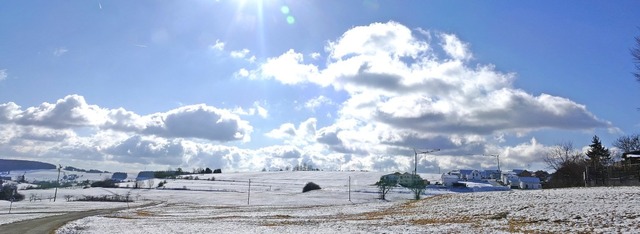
[623, 151, 640, 158]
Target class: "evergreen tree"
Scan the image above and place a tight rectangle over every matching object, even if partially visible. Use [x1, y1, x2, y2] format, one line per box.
[585, 135, 611, 185]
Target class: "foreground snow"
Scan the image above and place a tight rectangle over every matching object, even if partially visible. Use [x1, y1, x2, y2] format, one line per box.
[55, 186, 640, 233]
[3, 170, 640, 233]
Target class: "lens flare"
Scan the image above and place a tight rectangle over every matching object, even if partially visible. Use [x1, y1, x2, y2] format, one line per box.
[280, 6, 290, 14]
[286, 15, 295, 24]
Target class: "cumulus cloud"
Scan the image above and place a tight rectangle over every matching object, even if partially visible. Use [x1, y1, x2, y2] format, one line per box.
[304, 95, 334, 112]
[0, 69, 7, 81]
[143, 104, 253, 142]
[241, 21, 614, 172]
[266, 118, 316, 145]
[11, 95, 107, 129]
[233, 102, 269, 119]
[210, 39, 225, 51]
[440, 33, 472, 61]
[0, 95, 253, 142]
[250, 21, 613, 138]
[260, 49, 320, 85]
[53, 47, 68, 57]
[230, 48, 250, 59]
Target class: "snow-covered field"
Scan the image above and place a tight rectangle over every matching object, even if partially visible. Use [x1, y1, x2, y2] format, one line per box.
[2, 170, 640, 233]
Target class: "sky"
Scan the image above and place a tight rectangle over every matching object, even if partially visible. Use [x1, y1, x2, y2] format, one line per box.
[1, 0, 639, 173]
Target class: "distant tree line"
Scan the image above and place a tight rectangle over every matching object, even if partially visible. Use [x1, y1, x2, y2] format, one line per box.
[154, 167, 221, 179]
[545, 134, 640, 188]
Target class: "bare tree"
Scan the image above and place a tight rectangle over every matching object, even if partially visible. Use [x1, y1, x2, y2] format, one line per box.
[613, 134, 640, 153]
[544, 142, 584, 171]
[375, 177, 396, 200]
[146, 179, 154, 189]
[632, 33, 640, 82]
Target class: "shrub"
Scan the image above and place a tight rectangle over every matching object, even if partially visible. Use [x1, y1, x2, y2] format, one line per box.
[302, 182, 321, 193]
[0, 184, 24, 201]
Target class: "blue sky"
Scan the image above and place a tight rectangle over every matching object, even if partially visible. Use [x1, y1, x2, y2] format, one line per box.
[0, 0, 639, 173]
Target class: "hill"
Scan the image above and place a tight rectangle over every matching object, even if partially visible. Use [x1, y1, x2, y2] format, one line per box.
[0, 159, 56, 172]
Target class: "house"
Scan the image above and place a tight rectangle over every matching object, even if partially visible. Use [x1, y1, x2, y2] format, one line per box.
[480, 170, 501, 180]
[397, 172, 423, 186]
[111, 172, 128, 182]
[518, 177, 541, 189]
[458, 169, 482, 181]
[441, 174, 459, 187]
[380, 172, 424, 186]
[136, 171, 155, 181]
[501, 171, 519, 187]
[622, 151, 640, 164]
[380, 172, 401, 184]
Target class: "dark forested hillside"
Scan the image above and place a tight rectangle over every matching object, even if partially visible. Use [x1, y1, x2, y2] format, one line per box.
[0, 159, 56, 172]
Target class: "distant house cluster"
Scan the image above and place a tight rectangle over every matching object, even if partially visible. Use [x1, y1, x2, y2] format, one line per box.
[441, 169, 543, 190]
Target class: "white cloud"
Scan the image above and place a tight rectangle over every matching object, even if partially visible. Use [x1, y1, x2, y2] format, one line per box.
[210, 39, 225, 51]
[0, 95, 253, 142]
[232, 102, 269, 119]
[53, 47, 68, 57]
[243, 21, 615, 172]
[230, 49, 250, 58]
[304, 95, 334, 112]
[143, 104, 253, 142]
[12, 94, 107, 129]
[440, 33, 472, 61]
[266, 118, 317, 146]
[309, 52, 321, 60]
[236, 68, 251, 78]
[259, 49, 320, 85]
[0, 69, 7, 81]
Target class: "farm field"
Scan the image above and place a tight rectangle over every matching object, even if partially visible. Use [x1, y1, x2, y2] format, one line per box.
[1, 170, 640, 233]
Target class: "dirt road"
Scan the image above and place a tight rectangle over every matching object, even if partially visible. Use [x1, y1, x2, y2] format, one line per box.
[0, 202, 158, 234]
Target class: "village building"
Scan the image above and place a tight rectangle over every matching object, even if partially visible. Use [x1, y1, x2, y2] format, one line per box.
[441, 174, 459, 187]
[518, 177, 542, 189]
[622, 151, 640, 164]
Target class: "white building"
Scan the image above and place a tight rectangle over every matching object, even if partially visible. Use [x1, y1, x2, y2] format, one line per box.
[518, 177, 541, 189]
[441, 174, 459, 187]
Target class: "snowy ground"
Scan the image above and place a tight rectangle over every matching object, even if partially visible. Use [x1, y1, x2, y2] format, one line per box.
[2, 170, 640, 233]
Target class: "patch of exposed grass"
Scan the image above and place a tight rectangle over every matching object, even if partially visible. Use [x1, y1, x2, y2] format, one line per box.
[135, 210, 154, 217]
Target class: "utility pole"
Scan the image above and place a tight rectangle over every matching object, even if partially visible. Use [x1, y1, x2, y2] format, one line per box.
[348, 176, 351, 202]
[414, 148, 440, 175]
[53, 164, 62, 202]
[247, 179, 251, 205]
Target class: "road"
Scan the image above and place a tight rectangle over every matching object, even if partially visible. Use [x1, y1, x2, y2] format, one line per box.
[0, 202, 158, 234]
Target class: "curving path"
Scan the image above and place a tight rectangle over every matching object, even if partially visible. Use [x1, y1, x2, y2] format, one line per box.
[0, 202, 159, 234]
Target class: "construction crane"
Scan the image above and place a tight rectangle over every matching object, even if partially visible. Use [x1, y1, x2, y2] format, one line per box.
[414, 148, 440, 175]
[483, 154, 501, 172]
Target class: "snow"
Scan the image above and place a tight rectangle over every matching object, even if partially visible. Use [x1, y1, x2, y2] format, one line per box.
[1, 170, 639, 233]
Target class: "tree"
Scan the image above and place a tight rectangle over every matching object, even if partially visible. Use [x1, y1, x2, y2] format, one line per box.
[586, 135, 611, 184]
[1, 184, 24, 201]
[146, 179, 155, 189]
[547, 160, 586, 188]
[632, 32, 640, 82]
[375, 176, 397, 200]
[205, 167, 213, 174]
[613, 134, 640, 153]
[407, 178, 427, 200]
[544, 142, 584, 171]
